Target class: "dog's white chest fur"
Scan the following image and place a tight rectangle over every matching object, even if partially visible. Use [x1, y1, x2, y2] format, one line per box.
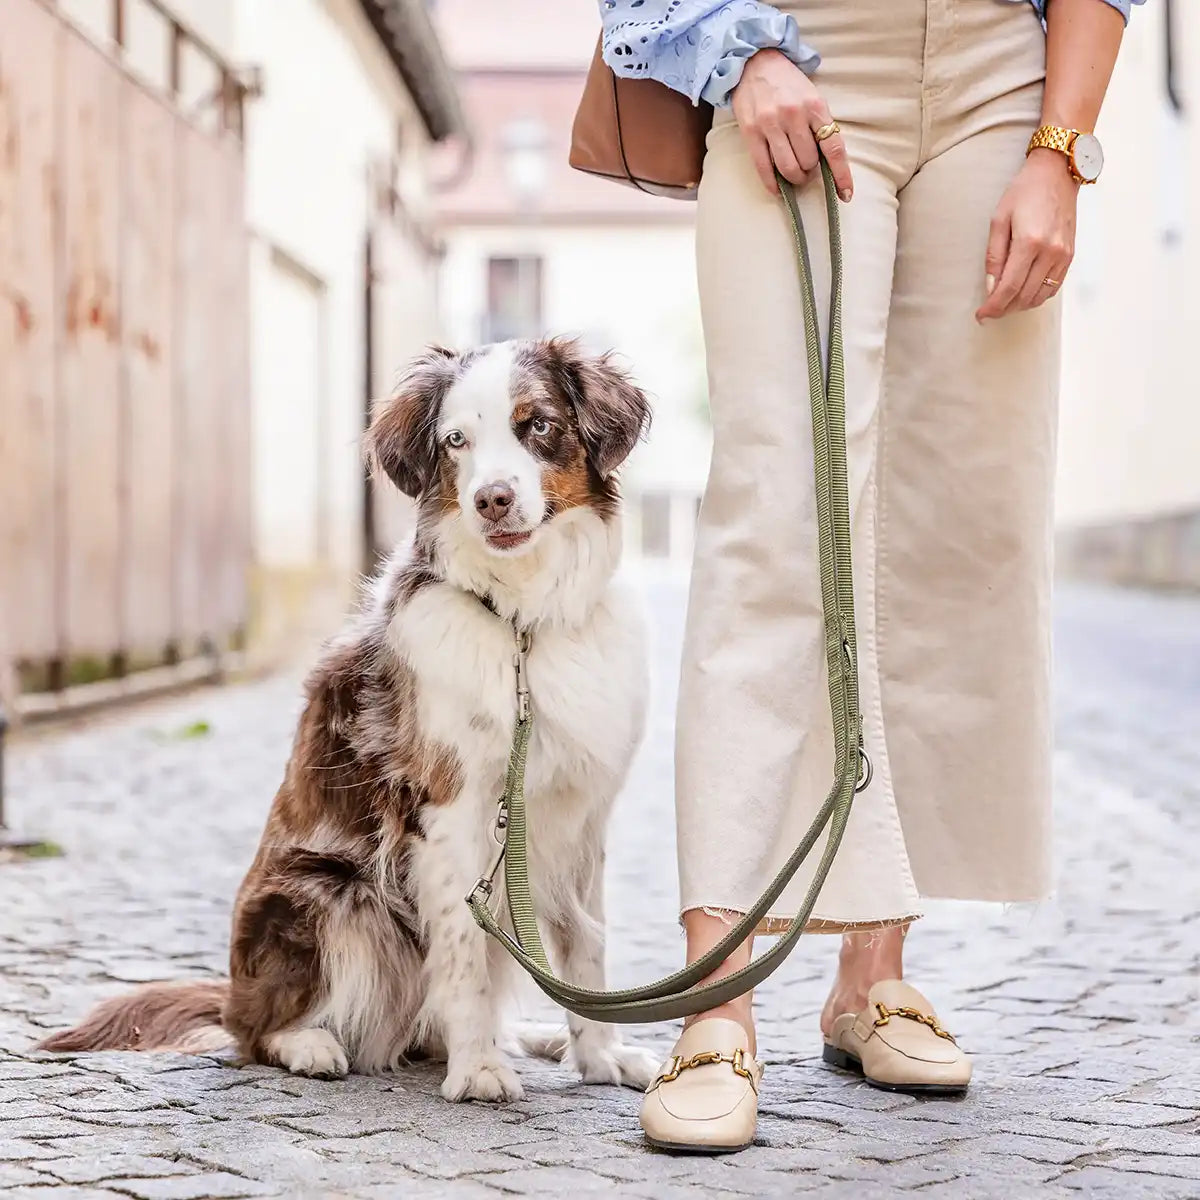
[395, 575, 649, 845]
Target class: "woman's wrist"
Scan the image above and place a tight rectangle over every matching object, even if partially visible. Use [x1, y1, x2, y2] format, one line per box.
[1025, 145, 1082, 189]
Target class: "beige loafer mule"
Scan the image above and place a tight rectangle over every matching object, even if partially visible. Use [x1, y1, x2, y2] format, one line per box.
[640, 1017, 763, 1153]
[824, 980, 971, 1095]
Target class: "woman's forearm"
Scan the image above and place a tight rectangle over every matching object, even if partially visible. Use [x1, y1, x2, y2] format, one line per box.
[1040, 0, 1125, 132]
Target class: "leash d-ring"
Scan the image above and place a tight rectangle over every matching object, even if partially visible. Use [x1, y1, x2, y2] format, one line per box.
[856, 746, 873, 793]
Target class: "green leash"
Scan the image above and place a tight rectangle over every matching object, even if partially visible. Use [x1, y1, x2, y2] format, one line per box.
[467, 161, 867, 1023]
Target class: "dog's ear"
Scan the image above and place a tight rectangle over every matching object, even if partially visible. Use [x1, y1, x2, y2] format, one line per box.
[544, 337, 651, 478]
[365, 347, 460, 498]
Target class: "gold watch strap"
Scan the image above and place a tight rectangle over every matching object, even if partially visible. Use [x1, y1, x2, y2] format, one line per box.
[1027, 124, 1079, 158]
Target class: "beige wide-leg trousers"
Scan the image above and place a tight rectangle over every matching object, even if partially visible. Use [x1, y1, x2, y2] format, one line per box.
[677, 0, 1059, 931]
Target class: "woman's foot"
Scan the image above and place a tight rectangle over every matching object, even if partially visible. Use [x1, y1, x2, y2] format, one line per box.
[819, 926, 906, 1040]
[679, 908, 756, 1052]
[639, 909, 761, 1152]
[820, 927, 971, 1094]
[640, 1017, 763, 1153]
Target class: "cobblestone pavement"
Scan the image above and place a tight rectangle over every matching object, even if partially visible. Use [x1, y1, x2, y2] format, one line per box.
[1, 577, 1198, 1199]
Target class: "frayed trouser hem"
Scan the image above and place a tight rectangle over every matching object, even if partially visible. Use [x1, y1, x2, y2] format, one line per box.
[683, 905, 923, 937]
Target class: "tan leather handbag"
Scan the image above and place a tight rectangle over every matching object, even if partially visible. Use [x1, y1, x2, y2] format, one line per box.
[569, 39, 713, 200]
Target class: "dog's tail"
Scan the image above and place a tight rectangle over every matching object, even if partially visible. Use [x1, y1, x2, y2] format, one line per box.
[37, 980, 231, 1055]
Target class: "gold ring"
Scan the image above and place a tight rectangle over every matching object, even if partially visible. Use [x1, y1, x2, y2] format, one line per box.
[1043, 276, 1061, 288]
[813, 121, 841, 143]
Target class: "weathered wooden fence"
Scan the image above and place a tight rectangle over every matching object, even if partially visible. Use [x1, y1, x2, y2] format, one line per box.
[0, 0, 250, 713]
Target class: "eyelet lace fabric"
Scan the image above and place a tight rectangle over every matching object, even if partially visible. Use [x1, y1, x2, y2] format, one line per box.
[597, 0, 1140, 109]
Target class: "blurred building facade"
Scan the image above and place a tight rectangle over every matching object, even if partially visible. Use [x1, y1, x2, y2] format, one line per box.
[1, 0, 251, 711]
[1057, 0, 1198, 588]
[429, 1, 1198, 588]
[0, 0, 462, 711]
[58, 0, 464, 610]
[230, 0, 462, 651]
[431, 0, 711, 567]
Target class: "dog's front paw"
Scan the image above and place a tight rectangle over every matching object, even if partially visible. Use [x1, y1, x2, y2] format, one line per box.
[442, 1057, 524, 1103]
[572, 1041, 660, 1090]
[264, 1028, 350, 1080]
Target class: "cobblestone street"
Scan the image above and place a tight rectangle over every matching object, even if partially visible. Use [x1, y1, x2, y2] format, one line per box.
[1, 577, 1198, 1198]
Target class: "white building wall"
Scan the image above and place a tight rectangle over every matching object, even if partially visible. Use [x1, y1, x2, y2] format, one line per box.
[234, 0, 435, 573]
[1057, 5, 1196, 529]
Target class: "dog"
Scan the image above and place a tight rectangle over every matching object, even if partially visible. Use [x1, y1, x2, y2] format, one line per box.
[39, 337, 660, 1102]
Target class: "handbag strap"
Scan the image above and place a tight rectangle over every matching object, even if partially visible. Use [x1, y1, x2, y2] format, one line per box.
[466, 160, 865, 1023]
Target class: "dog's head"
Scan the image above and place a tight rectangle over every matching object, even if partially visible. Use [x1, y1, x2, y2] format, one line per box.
[366, 338, 650, 556]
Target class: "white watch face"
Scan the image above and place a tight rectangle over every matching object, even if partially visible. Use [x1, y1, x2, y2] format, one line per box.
[1073, 133, 1103, 182]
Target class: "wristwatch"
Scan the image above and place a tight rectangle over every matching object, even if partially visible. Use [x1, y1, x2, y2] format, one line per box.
[1026, 125, 1104, 184]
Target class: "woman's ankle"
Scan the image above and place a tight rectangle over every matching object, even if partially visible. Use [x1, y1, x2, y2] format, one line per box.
[681, 908, 758, 1056]
[820, 925, 909, 1038]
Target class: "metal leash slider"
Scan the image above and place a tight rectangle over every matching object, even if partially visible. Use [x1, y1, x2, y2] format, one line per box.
[466, 797, 509, 908]
[513, 625, 532, 721]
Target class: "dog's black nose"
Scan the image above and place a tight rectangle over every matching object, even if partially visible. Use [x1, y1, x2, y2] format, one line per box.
[474, 483, 515, 523]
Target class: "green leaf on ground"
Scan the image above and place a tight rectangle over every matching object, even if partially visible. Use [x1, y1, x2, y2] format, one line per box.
[22, 840, 64, 859]
[171, 720, 212, 739]
[0, 839, 65, 862]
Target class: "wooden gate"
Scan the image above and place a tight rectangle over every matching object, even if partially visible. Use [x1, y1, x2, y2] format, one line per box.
[0, 0, 250, 713]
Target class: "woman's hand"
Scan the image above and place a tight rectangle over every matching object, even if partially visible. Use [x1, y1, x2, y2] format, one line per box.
[731, 49, 853, 201]
[975, 150, 1078, 322]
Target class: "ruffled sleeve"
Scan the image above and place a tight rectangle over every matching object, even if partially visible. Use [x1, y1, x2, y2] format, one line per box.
[599, 0, 820, 108]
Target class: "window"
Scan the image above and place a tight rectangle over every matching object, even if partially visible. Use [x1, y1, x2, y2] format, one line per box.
[482, 256, 543, 343]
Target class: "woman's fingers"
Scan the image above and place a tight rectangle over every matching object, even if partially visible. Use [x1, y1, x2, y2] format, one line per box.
[819, 132, 854, 201]
[1019, 253, 1066, 310]
[804, 95, 854, 200]
[765, 125, 806, 186]
[746, 131, 779, 194]
[975, 210, 1013, 322]
[730, 51, 854, 199]
[982, 238, 1035, 320]
[787, 126, 821, 178]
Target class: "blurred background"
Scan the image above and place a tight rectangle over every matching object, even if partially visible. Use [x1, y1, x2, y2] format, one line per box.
[0, 0, 1194, 717]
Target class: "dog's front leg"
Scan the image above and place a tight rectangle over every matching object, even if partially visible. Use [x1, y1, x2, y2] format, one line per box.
[551, 842, 658, 1091]
[413, 803, 523, 1103]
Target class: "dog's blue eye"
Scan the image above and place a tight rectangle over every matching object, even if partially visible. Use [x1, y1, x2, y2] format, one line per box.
[531, 418, 552, 437]
[445, 430, 466, 449]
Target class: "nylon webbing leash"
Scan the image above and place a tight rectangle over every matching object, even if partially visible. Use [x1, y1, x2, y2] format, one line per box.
[467, 160, 867, 1023]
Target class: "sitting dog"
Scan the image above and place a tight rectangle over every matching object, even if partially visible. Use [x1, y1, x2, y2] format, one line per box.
[40, 337, 659, 1102]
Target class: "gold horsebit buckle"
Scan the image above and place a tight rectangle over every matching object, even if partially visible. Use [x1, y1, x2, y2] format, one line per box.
[654, 1047, 755, 1088]
[873, 1003, 957, 1044]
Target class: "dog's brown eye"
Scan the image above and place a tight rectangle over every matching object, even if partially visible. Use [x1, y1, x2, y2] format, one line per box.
[531, 417, 552, 437]
[445, 429, 467, 449]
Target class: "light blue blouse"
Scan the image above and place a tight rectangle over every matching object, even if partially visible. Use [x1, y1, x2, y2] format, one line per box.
[599, 0, 1141, 108]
